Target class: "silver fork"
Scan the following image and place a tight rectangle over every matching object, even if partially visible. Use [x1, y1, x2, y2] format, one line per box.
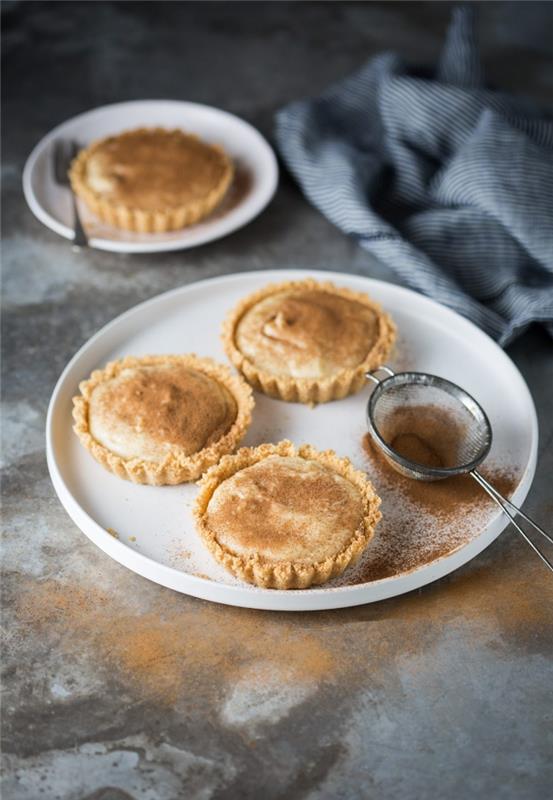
[53, 139, 88, 248]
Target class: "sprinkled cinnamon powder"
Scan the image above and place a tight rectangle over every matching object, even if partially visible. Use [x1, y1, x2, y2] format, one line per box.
[16, 581, 337, 705]
[339, 434, 518, 583]
[13, 555, 551, 713]
[91, 364, 237, 456]
[206, 455, 364, 562]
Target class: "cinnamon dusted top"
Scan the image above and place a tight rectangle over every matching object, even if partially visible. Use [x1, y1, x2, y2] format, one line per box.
[83, 128, 232, 211]
[205, 455, 364, 563]
[235, 290, 381, 379]
[89, 364, 237, 463]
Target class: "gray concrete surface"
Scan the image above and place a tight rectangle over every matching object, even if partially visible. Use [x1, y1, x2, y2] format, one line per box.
[2, 2, 552, 798]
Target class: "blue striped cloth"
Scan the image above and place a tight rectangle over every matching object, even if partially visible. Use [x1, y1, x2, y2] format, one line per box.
[275, 8, 553, 345]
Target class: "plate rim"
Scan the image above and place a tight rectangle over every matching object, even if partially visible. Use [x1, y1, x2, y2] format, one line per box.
[46, 269, 539, 611]
[22, 98, 279, 254]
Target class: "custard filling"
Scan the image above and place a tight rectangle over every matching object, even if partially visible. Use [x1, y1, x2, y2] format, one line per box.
[84, 129, 231, 211]
[235, 290, 380, 379]
[205, 455, 364, 563]
[88, 365, 237, 463]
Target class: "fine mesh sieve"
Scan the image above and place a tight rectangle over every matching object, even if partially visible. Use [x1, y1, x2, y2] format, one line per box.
[365, 366, 553, 572]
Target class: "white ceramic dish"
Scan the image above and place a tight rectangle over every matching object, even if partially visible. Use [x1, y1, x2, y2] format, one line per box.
[46, 270, 538, 611]
[23, 100, 278, 253]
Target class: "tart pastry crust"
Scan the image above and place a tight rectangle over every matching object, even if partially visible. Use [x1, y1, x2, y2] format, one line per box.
[194, 440, 381, 589]
[72, 354, 253, 485]
[69, 127, 234, 233]
[221, 279, 396, 404]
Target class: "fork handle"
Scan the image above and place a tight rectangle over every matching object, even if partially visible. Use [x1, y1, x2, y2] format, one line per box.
[71, 191, 88, 248]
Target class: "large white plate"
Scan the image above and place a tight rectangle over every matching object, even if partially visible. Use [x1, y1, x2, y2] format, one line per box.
[46, 270, 538, 611]
[23, 100, 278, 253]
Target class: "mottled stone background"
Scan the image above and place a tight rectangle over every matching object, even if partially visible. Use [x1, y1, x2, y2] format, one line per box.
[2, 2, 552, 799]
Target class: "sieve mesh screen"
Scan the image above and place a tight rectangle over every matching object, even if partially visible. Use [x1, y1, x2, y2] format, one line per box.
[370, 379, 490, 473]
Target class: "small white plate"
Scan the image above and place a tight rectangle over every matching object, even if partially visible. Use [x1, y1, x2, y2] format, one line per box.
[23, 100, 278, 253]
[46, 270, 538, 611]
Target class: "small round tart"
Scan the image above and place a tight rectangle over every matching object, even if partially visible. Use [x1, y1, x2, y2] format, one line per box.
[221, 279, 396, 404]
[72, 355, 253, 485]
[194, 441, 381, 589]
[69, 127, 234, 233]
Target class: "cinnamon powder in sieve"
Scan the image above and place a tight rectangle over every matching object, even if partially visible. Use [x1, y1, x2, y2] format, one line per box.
[390, 432, 445, 468]
[377, 403, 467, 469]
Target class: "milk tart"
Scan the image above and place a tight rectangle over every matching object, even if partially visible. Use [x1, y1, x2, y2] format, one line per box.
[69, 127, 233, 232]
[222, 279, 396, 404]
[194, 440, 381, 589]
[72, 355, 253, 485]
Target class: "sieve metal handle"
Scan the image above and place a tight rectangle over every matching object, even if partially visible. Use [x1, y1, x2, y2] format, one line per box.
[365, 365, 396, 385]
[471, 470, 553, 572]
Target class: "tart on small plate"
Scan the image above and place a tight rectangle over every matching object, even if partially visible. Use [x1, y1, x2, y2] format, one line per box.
[221, 278, 396, 404]
[72, 354, 253, 485]
[69, 127, 234, 232]
[194, 440, 381, 589]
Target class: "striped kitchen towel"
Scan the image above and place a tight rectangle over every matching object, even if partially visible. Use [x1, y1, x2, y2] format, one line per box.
[275, 7, 553, 345]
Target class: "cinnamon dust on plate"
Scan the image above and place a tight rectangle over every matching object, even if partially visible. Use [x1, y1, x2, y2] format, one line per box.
[340, 432, 517, 584]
